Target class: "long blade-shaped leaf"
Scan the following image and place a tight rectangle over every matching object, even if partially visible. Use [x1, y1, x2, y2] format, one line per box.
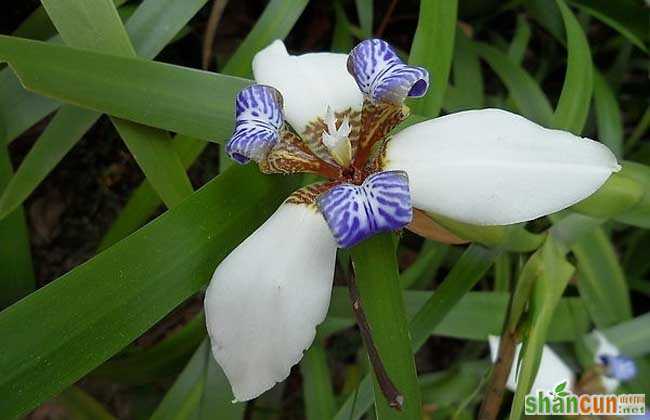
[41, 0, 193, 209]
[0, 165, 297, 418]
[409, 0, 458, 118]
[552, 0, 593, 133]
[0, 143, 34, 308]
[0, 36, 250, 141]
[351, 233, 421, 419]
[221, 0, 309, 77]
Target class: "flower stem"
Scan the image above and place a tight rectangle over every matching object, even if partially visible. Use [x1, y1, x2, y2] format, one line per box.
[347, 272, 403, 410]
[350, 233, 421, 419]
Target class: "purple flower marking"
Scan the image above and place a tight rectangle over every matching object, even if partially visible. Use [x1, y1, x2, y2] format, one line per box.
[226, 84, 284, 164]
[347, 39, 429, 104]
[317, 170, 413, 248]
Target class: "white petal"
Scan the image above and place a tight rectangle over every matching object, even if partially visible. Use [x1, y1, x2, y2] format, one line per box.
[591, 330, 621, 392]
[384, 109, 621, 225]
[489, 336, 575, 392]
[204, 202, 337, 401]
[252, 40, 363, 135]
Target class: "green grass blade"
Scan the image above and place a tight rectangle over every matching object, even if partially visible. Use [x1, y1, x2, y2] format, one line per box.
[0, 143, 35, 308]
[99, 0, 309, 247]
[334, 244, 500, 420]
[221, 0, 309, 78]
[448, 27, 484, 111]
[11, 6, 57, 41]
[0, 36, 251, 141]
[552, 0, 593, 133]
[509, 237, 575, 420]
[56, 387, 117, 420]
[567, 0, 648, 52]
[327, 289, 590, 342]
[593, 313, 650, 358]
[0, 165, 297, 418]
[98, 136, 207, 251]
[475, 42, 553, 125]
[110, 119, 193, 207]
[41, 0, 194, 209]
[354, 0, 373, 38]
[593, 70, 623, 158]
[126, 0, 209, 58]
[572, 228, 632, 328]
[508, 14, 532, 65]
[331, 1, 354, 53]
[351, 233, 421, 419]
[92, 313, 206, 384]
[150, 340, 208, 420]
[301, 343, 336, 420]
[409, 0, 458, 118]
[41, 0, 135, 55]
[198, 346, 246, 420]
[0, 106, 98, 220]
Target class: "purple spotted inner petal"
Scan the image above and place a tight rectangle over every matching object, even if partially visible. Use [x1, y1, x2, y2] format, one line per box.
[600, 355, 637, 381]
[225, 84, 284, 164]
[317, 171, 412, 248]
[347, 39, 429, 105]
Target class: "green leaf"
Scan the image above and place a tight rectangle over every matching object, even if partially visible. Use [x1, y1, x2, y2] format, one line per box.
[509, 236, 575, 420]
[552, 0, 593, 133]
[614, 161, 650, 228]
[400, 241, 448, 289]
[0, 142, 34, 308]
[593, 71, 623, 158]
[56, 387, 116, 420]
[0, 106, 97, 220]
[567, 0, 648, 52]
[220, 0, 309, 78]
[0, 165, 297, 418]
[354, 0, 373, 38]
[334, 244, 500, 420]
[41, 0, 194, 209]
[572, 227, 632, 328]
[508, 15, 532, 65]
[0, 35, 251, 141]
[475, 42, 553, 125]
[351, 233, 421, 419]
[409, 0, 458, 118]
[448, 27, 484, 111]
[327, 289, 590, 342]
[301, 343, 336, 420]
[0, 0, 207, 217]
[99, 0, 308, 247]
[593, 313, 650, 358]
[41, 0, 135, 55]
[98, 136, 207, 251]
[570, 167, 644, 219]
[92, 312, 206, 384]
[331, 1, 354, 53]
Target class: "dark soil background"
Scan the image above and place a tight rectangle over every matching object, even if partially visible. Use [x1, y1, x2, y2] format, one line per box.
[2, 1, 648, 419]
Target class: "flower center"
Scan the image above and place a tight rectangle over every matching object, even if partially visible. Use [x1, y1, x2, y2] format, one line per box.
[321, 106, 353, 168]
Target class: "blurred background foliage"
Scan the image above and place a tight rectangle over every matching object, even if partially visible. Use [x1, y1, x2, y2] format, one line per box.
[0, 0, 648, 419]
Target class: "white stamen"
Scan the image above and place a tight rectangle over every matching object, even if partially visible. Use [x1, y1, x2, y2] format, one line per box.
[322, 106, 352, 167]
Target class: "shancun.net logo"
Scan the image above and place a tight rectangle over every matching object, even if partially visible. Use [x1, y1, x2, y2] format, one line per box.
[525, 381, 646, 416]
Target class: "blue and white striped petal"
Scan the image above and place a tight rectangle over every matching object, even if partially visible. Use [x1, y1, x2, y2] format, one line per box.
[600, 355, 637, 381]
[226, 84, 284, 164]
[347, 39, 429, 105]
[317, 170, 412, 248]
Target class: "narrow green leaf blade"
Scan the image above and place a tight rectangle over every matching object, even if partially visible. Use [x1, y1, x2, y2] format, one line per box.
[409, 0, 458, 118]
[221, 0, 309, 78]
[354, 0, 373, 38]
[0, 36, 251, 141]
[0, 165, 297, 418]
[351, 234, 421, 419]
[301, 343, 336, 420]
[0, 143, 34, 308]
[552, 0, 593, 133]
[593, 70, 623, 158]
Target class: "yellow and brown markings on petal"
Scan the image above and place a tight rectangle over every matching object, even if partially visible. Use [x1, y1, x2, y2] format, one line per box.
[301, 107, 362, 165]
[285, 182, 339, 207]
[259, 130, 341, 179]
[353, 99, 409, 170]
